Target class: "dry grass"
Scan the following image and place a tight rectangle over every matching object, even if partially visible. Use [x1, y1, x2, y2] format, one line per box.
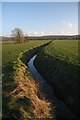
[9, 61, 54, 119]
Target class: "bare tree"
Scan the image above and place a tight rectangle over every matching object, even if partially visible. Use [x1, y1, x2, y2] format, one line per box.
[11, 28, 25, 43]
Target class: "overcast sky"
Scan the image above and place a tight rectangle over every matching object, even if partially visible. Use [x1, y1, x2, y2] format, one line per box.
[2, 2, 78, 36]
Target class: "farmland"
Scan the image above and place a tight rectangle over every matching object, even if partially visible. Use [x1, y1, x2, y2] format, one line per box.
[2, 39, 80, 119]
[2, 40, 55, 119]
[34, 40, 80, 116]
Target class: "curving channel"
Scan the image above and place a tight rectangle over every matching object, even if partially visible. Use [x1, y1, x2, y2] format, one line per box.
[28, 55, 78, 119]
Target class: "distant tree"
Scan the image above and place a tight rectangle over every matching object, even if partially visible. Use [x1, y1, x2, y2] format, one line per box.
[11, 28, 26, 43]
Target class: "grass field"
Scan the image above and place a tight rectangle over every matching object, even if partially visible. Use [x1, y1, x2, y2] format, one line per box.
[2, 40, 50, 66]
[34, 40, 80, 115]
[44, 40, 79, 66]
[2, 40, 52, 119]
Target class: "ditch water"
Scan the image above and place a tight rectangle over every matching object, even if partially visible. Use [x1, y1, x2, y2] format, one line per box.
[28, 55, 78, 119]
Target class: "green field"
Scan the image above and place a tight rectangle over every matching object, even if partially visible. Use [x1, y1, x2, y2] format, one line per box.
[44, 40, 79, 66]
[2, 40, 80, 118]
[34, 40, 80, 115]
[2, 40, 49, 66]
[2, 40, 51, 119]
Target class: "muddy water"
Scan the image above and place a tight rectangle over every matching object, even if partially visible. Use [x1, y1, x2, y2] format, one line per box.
[28, 55, 78, 119]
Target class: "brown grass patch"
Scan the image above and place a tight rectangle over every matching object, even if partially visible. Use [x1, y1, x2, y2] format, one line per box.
[9, 62, 55, 119]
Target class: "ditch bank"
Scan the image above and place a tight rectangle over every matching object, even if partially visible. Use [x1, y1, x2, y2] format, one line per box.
[34, 43, 80, 118]
[28, 55, 79, 120]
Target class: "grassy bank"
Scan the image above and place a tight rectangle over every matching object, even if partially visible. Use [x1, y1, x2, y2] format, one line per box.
[2, 40, 55, 119]
[34, 40, 80, 116]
